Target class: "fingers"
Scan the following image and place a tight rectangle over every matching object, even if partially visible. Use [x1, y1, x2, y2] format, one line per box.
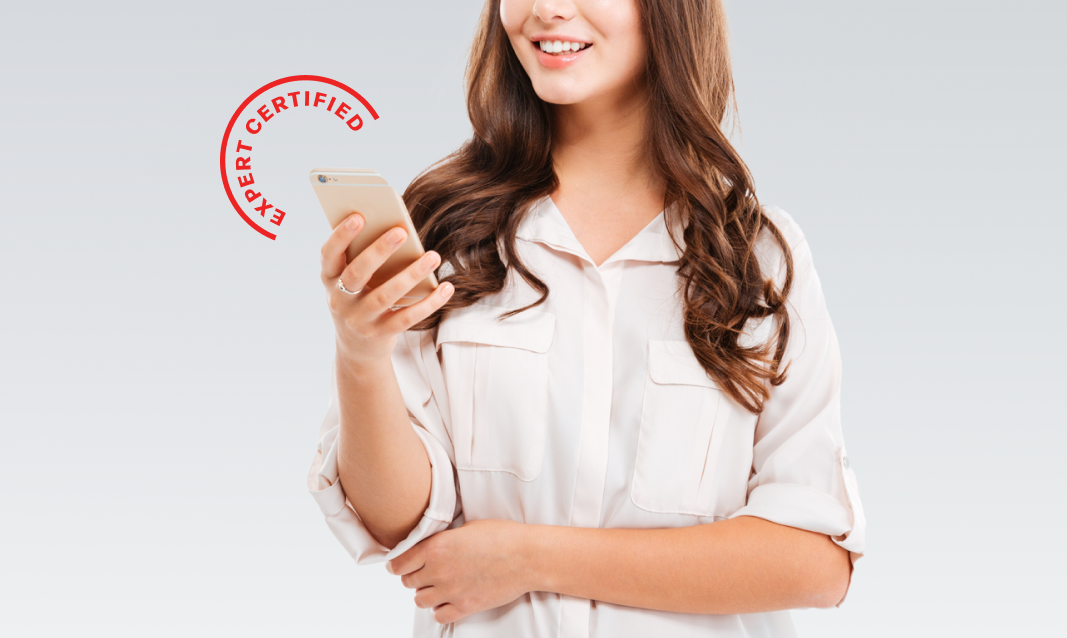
[433, 603, 466, 625]
[366, 248, 441, 310]
[320, 213, 365, 282]
[387, 552, 423, 577]
[400, 567, 428, 590]
[414, 586, 448, 611]
[336, 225, 410, 300]
[379, 275, 455, 334]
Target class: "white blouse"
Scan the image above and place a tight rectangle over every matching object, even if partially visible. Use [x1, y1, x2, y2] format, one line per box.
[308, 195, 865, 638]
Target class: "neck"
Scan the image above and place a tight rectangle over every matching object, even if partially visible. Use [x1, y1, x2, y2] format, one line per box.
[549, 84, 664, 204]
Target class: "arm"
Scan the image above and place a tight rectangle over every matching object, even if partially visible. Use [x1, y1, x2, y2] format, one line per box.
[388, 516, 850, 624]
[335, 353, 432, 549]
[523, 517, 851, 613]
[309, 212, 458, 554]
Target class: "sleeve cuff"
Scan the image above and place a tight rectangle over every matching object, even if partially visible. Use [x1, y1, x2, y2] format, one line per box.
[728, 478, 865, 607]
[307, 421, 457, 565]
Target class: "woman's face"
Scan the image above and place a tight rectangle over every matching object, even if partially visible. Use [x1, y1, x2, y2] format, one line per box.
[500, 0, 647, 107]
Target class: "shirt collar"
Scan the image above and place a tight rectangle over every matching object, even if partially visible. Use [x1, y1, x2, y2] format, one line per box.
[515, 195, 686, 266]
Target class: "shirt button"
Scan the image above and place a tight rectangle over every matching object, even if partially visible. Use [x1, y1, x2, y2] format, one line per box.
[843, 456, 851, 469]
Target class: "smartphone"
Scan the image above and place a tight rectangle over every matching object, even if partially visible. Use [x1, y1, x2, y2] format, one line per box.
[310, 167, 438, 307]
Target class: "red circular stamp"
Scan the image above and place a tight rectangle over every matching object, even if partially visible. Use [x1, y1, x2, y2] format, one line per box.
[220, 75, 379, 240]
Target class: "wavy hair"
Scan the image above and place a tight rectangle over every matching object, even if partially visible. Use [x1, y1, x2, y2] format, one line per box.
[405, 0, 793, 414]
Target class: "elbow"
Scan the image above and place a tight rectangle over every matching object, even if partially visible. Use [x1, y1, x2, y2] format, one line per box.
[807, 542, 853, 609]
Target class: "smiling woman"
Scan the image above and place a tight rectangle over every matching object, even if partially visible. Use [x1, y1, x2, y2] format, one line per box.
[503, 0, 646, 103]
[307, 0, 865, 636]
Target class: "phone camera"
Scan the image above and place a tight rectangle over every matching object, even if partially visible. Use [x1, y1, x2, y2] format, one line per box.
[318, 175, 327, 183]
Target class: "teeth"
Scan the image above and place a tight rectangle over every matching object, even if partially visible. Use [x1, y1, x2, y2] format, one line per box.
[538, 40, 587, 54]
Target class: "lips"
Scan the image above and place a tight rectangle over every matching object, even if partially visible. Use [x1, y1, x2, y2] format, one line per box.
[531, 39, 592, 69]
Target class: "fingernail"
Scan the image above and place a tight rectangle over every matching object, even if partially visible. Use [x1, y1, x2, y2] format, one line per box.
[421, 251, 440, 269]
[385, 561, 394, 574]
[440, 282, 454, 299]
[389, 228, 406, 244]
[346, 215, 361, 231]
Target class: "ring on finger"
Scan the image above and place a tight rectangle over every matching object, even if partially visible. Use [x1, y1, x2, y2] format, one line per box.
[337, 277, 363, 295]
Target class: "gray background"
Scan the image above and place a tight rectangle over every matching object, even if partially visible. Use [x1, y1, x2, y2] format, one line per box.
[1, 0, 1063, 635]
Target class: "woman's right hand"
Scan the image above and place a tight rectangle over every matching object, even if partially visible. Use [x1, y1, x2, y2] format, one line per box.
[320, 212, 454, 367]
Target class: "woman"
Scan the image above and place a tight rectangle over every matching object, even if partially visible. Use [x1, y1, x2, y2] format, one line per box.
[308, 0, 865, 636]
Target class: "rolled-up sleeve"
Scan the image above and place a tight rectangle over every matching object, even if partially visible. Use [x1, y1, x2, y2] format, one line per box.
[307, 328, 460, 565]
[727, 212, 866, 605]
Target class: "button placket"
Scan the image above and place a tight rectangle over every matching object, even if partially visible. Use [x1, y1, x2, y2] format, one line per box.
[558, 264, 616, 638]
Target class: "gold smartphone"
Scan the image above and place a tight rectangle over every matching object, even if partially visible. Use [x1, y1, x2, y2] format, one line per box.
[310, 168, 438, 306]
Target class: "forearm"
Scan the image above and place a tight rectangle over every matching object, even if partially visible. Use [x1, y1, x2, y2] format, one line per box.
[524, 516, 851, 614]
[335, 346, 431, 549]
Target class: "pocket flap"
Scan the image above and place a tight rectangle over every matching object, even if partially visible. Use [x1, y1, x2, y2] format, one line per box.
[436, 304, 556, 353]
[648, 340, 719, 388]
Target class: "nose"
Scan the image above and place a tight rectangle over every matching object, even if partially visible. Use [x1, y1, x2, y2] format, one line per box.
[532, 0, 577, 21]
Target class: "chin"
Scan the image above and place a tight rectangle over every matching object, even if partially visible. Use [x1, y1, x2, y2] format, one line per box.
[529, 80, 591, 106]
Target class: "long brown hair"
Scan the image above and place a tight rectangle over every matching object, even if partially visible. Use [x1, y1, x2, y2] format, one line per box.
[405, 0, 793, 414]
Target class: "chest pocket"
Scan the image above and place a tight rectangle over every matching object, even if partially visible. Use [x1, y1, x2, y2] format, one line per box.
[631, 340, 748, 518]
[436, 304, 556, 482]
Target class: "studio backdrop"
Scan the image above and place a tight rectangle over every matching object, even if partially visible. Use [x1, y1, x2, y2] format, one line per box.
[0, 1, 1063, 636]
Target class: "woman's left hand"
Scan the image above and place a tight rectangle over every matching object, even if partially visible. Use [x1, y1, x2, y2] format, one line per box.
[387, 519, 536, 625]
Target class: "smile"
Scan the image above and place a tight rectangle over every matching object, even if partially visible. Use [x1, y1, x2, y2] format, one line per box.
[531, 38, 592, 69]
[536, 40, 589, 54]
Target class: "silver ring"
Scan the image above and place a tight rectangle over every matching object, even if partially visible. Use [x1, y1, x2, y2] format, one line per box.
[337, 277, 363, 295]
